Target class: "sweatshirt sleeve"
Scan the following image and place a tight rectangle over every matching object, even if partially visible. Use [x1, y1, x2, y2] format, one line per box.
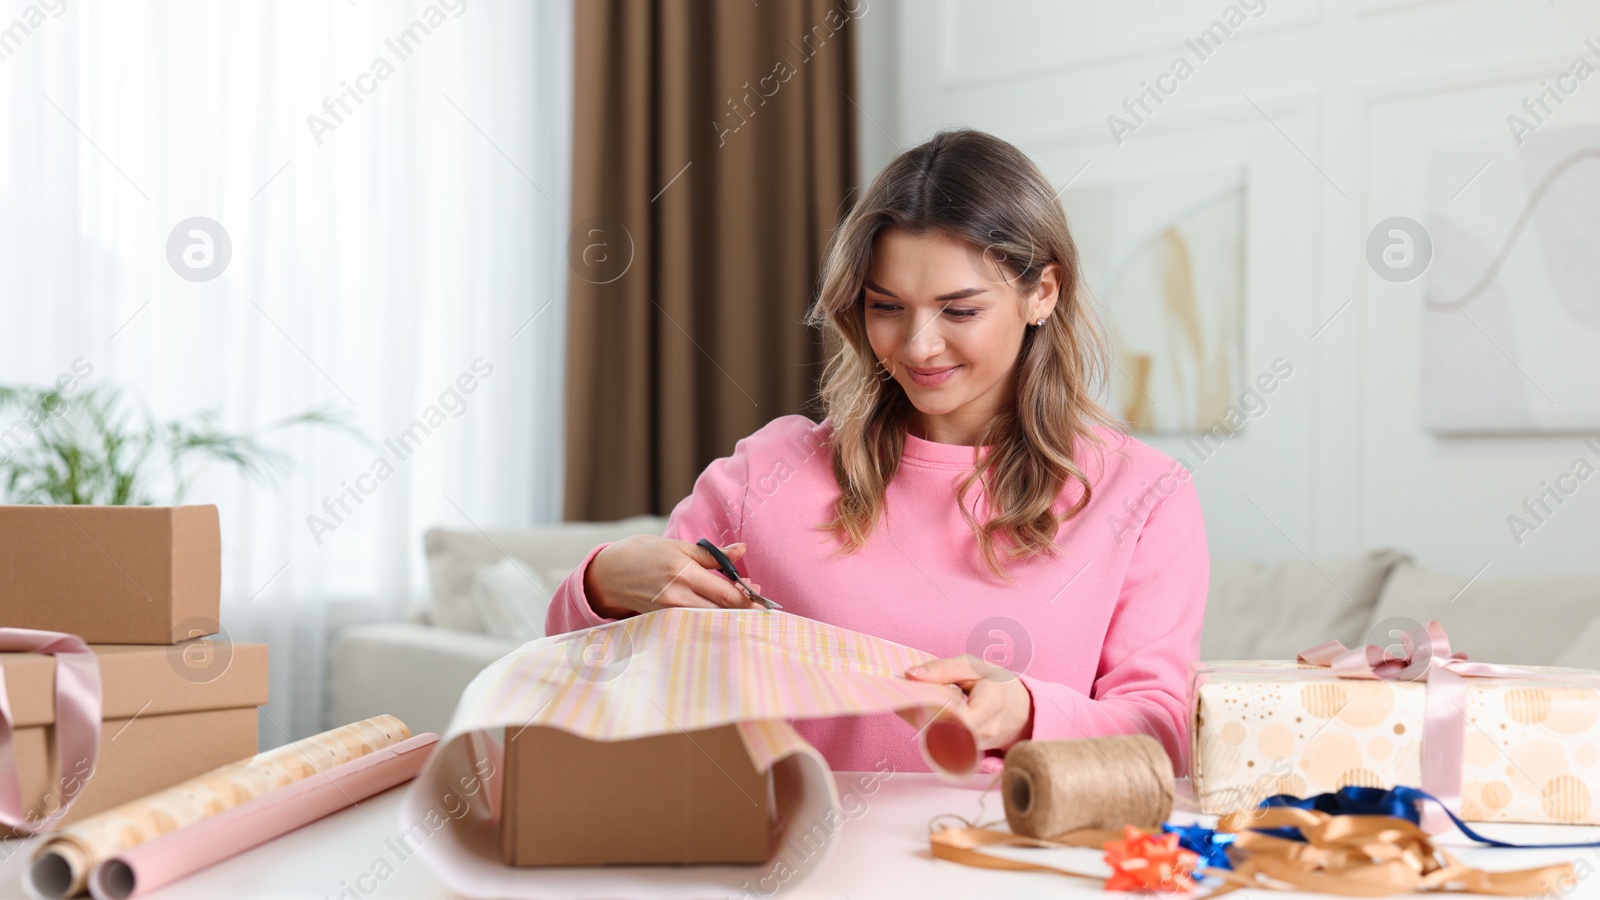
[544, 436, 754, 637]
[1013, 473, 1208, 776]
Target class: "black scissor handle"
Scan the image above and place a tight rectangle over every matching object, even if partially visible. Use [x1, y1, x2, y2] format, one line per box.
[696, 538, 744, 584]
[696, 539, 780, 608]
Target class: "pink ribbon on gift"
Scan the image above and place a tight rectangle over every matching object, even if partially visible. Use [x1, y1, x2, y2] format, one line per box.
[0, 628, 103, 833]
[1298, 620, 1560, 835]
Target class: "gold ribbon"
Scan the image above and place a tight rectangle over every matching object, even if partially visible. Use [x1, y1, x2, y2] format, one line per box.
[1208, 807, 1575, 897]
[927, 824, 1118, 881]
[928, 807, 1577, 896]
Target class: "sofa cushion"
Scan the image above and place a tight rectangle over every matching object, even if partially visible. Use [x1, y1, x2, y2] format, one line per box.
[1553, 617, 1600, 670]
[1371, 563, 1600, 666]
[1200, 548, 1410, 660]
[472, 557, 552, 643]
[423, 514, 669, 632]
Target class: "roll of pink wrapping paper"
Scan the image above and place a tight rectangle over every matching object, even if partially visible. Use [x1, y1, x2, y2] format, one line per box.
[86, 733, 440, 900]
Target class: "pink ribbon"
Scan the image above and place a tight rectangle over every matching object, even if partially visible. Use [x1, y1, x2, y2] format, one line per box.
[1298, 620, 1563, 835]
[0, 628, 102, 833]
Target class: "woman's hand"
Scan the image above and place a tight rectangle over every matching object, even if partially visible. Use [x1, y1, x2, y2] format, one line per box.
[585, 535, 762, 619]
[903, 655, 1034, 752]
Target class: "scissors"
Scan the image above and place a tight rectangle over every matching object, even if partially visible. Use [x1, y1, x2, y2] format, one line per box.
[696, 538, 783, 610]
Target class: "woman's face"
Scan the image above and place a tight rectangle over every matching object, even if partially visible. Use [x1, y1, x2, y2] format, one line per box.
[863, 227, 1058, 444]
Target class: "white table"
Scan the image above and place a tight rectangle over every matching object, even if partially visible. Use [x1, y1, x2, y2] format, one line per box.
[6, 774, 1600, 899]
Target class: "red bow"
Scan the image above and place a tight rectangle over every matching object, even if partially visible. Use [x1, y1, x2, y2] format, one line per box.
[1103, 825, 1200, 892]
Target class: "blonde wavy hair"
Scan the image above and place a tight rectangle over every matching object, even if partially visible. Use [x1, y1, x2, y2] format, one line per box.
[802, 128, 1122, 583]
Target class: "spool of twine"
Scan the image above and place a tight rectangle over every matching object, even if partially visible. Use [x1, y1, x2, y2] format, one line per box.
[1001, 735, 1175, 839]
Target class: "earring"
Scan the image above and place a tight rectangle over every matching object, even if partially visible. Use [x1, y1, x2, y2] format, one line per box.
[1035, 318, 1045, 326]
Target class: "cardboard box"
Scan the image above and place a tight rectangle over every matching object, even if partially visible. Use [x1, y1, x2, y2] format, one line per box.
[1190, 659, 1600, 825]
[0, 504, 221, 644]
[0, 639, 268, 832]
[500, 723, 776, 866]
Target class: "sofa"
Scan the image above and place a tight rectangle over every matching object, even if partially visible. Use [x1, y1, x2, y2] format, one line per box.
[325, 517, 1600, 736]
[325, 515, 666, 735]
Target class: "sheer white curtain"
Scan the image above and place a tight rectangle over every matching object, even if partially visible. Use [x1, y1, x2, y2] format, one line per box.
[0, 1, 571, 741]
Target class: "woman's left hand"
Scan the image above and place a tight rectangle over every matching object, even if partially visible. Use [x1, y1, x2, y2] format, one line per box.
[904, 655, 1034, 752]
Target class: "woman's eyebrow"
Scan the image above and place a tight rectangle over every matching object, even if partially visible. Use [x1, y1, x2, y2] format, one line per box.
[863, 279, 988, 301]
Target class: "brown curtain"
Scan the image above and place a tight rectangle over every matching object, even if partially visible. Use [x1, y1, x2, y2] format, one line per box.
[564, 0, 859, 521]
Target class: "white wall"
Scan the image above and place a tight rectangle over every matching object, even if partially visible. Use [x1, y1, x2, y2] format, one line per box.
[855, 0, 1600, 579]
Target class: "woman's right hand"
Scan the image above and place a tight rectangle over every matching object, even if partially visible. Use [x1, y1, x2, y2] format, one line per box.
[584, 535, 762, 619]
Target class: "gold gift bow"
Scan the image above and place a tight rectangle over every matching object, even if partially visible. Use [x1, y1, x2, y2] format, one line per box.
[1210, 806, 1574, 897]
[927, 808, 1576, 896]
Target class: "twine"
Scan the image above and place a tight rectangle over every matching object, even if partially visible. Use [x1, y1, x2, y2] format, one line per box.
[1002, 735, 1175, 837]
[926, 735, 1174, 840]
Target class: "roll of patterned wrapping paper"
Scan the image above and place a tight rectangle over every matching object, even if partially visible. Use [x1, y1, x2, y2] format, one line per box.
[26, 714, 412, 900]
[402, 607, 981, 900]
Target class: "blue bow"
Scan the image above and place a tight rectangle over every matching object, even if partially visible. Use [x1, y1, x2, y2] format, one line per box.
[1161, 822, 1235, 870]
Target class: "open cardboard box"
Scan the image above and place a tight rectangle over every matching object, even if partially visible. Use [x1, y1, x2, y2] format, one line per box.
[0, 639, 268, 832]
[0, 504, 221, 644]
[500, 723, 777, 866]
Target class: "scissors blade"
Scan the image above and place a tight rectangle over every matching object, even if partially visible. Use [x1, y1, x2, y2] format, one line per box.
[696, 538, 782, 610]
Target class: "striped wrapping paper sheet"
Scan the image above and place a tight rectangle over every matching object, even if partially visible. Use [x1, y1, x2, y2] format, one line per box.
[401, 607, 982, 899]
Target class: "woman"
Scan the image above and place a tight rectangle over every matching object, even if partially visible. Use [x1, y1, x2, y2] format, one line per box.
[545, 128, 1208, 778]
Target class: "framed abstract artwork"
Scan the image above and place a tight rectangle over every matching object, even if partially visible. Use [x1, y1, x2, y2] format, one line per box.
[1062, 167, 1247, 434]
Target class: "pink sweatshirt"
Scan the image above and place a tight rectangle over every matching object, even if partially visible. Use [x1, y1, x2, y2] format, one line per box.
[545, 415, 1208, 777]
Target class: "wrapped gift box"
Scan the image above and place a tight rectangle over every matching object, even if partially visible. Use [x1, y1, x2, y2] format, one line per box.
[1190, 659, 1600, 825]
[0, 639, 268, 832]
[500, 723, 776, 866]
[0, 504, 221, 644]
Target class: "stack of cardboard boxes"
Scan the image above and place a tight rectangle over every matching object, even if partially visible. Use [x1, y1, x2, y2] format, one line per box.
[0, 504, 268, 832]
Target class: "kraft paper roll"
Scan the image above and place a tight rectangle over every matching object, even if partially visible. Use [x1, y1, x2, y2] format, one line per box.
[1001, 735, 1175, 839]
[26, 714, 411, 900]
[87, 732, 439, 900]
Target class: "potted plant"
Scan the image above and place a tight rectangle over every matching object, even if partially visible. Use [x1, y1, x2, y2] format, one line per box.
[0, 383, 353, 505]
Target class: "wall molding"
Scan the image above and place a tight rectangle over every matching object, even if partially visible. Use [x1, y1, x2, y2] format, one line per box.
[934, 0, 1326, 94]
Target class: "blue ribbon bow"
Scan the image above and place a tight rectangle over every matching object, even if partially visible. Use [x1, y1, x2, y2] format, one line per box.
[1162, 822, 1235, 870]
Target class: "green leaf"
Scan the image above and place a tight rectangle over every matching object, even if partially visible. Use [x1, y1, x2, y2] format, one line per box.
[0, 382, 355, 505]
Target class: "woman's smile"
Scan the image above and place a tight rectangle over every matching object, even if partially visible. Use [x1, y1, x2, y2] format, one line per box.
[906, 365, 961, 387]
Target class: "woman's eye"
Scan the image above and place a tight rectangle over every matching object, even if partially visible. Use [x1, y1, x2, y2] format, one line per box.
[867, 302, 977, 319]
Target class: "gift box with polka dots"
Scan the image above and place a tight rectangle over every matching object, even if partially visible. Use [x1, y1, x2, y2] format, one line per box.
[1189, 660, 1600, 825]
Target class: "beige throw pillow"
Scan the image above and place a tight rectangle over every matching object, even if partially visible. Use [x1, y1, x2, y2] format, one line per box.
[471, 557, 552, 644]
[423, 515, 668, 632]
[1200, 548, 1411, 661]
[1371, 563, 1600, 667]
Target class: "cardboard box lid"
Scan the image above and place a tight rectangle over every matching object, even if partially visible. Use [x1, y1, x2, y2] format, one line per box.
[0, 504, 221, 644]
[0, 640, 268, 726]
